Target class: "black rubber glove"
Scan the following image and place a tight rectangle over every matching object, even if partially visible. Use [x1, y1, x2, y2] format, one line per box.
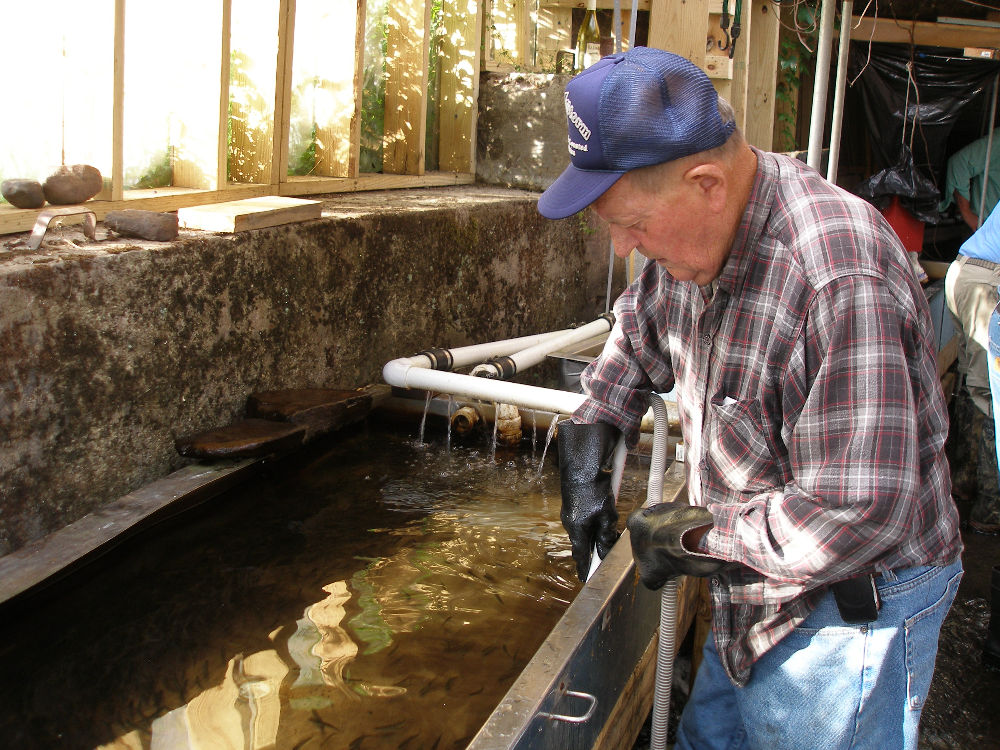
[627, 501, 731, 590]
[557, 421, 622, 581]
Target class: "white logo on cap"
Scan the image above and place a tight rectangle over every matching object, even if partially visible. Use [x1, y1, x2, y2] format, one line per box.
[565, 92, 591, 141]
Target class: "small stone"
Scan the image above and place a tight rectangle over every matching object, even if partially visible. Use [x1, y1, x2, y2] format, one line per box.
[1, 179, 45, 209]
[104, 210, 179, 241]
[42, 164, 103, 205]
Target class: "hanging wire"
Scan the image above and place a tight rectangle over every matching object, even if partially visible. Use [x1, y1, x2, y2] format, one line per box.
[901, 60, 920, 153]
[848, 0, 878, 85]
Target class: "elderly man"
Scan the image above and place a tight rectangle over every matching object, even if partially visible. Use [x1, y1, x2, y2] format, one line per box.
[544, 47, 963, 750]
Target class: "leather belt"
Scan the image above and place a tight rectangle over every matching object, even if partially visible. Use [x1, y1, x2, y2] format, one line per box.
[963, 256, 1000, 271]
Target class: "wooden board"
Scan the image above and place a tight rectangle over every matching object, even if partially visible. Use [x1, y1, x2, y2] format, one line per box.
[177, 195, 321, 232]
[174, 418, 307, 458]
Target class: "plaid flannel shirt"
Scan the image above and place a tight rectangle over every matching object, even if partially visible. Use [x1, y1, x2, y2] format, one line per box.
[577, 148, 963, 686]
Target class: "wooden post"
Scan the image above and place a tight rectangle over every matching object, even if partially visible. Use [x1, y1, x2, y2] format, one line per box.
[384, 0, 432, 175]
[439, 0, 484, 173]
[727, 2, 749, 130]
[518, 0, 535, 68]
[744, 0, 779, 150]
[647, 0, 710, 70]
[112, 0, 125, 201]
[218, 0, 233, 188]
[273, 0, 296, 184]
[348, 0, 366, 179]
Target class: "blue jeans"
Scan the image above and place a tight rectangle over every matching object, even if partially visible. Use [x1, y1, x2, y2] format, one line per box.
[675, 558, 963, 750]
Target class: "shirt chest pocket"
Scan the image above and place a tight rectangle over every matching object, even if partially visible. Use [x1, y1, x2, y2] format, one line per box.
[706, 397, 781, 493]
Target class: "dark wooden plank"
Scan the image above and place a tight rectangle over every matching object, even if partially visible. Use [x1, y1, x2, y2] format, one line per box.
[175, 418, 306, 458]
[247, 388, 373, 441]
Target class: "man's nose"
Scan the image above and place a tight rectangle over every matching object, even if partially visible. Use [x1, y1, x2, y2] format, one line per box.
[609, 226, 637, 258]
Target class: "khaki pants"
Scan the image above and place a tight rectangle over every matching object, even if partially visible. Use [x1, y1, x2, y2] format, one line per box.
[945, 255, 1000, 417]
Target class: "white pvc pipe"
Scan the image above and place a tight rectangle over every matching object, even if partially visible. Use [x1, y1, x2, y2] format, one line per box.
[826, 0, 853, 185]
[628, 0, 638, 51]
[384, 323, 681, 425]
[413, 329, 576, 372]
[383, 358, 589, 414]
[614, 0, 622, 54]
[807, 0, 837, 171]
[471, 317, 613, 378]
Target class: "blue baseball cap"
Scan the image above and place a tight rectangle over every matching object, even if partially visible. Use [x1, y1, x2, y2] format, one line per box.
[538, 47, 736, 220]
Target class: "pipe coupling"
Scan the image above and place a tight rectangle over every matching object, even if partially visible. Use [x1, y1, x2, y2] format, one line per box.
[417, 348, 454, 371]
[485, 355, 517, 380]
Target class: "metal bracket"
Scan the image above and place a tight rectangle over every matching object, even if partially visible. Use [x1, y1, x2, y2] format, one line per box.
[537, 689, 597, 724]
[28, 206, 98, 251]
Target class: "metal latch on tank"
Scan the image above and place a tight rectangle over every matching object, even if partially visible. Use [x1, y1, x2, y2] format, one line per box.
[537, 687, 597, 724]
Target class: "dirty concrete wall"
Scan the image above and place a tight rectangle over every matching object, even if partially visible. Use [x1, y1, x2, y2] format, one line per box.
[477, 72, 572, 191]
[0, 187, 614, 556]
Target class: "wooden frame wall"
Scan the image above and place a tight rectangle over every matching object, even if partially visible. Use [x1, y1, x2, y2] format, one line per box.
[1, 0, 783, 236]
[0, 0, 482, 235]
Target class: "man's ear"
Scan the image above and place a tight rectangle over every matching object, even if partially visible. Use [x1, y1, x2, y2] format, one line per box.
[683, 163, 727, 211]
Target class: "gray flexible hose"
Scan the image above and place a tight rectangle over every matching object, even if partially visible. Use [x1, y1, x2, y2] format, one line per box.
[595, 393, 676, 747]
[646, 393, 676, 750]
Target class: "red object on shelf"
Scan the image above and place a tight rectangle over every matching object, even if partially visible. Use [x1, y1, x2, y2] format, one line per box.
[880, 195, 925, 254]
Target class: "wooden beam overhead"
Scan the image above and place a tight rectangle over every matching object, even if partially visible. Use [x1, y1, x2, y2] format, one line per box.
[850, 15, 1000, 49]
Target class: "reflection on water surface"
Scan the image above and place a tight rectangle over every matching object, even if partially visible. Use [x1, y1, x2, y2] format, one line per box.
[0, 423, 645, 749]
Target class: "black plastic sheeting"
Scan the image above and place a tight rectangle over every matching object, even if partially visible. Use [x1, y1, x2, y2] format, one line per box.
[849, 42, 1000, 223]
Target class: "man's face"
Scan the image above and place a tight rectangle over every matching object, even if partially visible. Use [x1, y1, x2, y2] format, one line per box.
[592, 167, 730, 286]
